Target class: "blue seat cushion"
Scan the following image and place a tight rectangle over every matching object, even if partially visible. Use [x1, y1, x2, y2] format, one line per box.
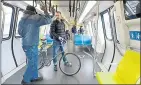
[83, 35, 92, 45]
[46, 34, 53, 44]
[74, 34, 92, 46]
[74, 34, 83, 45]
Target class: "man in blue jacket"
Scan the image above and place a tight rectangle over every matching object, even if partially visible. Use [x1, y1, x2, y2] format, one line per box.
[18, 5, 54, 84]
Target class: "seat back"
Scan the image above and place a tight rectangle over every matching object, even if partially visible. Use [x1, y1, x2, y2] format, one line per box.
[115, 50, 140, 84]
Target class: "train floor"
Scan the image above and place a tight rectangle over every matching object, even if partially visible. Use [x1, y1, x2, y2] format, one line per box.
[3, 40, 99, 84]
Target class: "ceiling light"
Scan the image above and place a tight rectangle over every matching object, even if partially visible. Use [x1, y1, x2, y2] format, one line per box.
[78, 1, 97, 24]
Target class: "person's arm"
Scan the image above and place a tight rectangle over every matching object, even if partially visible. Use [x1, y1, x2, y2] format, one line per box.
[50, 21, 59, 39]
[37, 12, 52, 26]
[37, 5, 54, 26]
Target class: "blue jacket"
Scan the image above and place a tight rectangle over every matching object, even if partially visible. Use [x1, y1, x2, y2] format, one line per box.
[18, 11, 52, 46]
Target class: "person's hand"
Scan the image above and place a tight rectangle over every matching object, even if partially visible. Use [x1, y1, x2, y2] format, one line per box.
[58, 36, 67, 44]
[58, 36, 64, 41]
[40, 5, 48, 13]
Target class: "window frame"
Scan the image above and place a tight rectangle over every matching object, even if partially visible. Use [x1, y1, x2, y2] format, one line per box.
[2, 2, 15, 41]
[15, 8, 24, 38]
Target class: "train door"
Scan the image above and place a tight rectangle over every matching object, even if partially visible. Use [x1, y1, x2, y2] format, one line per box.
[100, 9, 115, 70]
[13, 8, 26, 66]
[1, 2, 26, 83]
[1, 3, 17, 79]
[95, 15, 105, 58]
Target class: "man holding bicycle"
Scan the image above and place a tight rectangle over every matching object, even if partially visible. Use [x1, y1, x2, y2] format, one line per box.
[50, 11, 71, 71]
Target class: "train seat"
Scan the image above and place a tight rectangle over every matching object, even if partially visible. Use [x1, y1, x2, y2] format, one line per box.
[83, 35, 92, 45]
[96, 49, 140, 84]
[74, 34, 92, 46]
[74, 34, 83, 45]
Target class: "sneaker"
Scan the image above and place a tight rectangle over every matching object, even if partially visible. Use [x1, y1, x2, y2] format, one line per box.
[21, 80, 30, 85]
[64, 62, 72, 67]
[31, 77, 43, 82]
[54, 65, 58, 71]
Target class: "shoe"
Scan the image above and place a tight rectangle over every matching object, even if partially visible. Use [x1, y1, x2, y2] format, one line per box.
[31, 77, 43, 82]
[54, 65, 58, 71]
[21, 80, 30, 85]
[64, 62, 72, 67]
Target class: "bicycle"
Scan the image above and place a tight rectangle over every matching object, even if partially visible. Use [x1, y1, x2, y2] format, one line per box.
[38, 38, 81, 76]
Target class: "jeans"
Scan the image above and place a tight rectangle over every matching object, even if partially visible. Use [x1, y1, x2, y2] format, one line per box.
[53, 40, 67, 65]
[22, 45, 38, 83]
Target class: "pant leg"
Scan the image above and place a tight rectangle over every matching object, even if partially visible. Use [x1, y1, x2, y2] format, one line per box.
[31, 46, 38, 80]
[53, 41, 60, 65]
[22, 45, 38, 83]
[60, 43, 67, 62]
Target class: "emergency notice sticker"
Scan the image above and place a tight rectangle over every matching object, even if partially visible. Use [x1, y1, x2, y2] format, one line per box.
[129, 31, 141, 41]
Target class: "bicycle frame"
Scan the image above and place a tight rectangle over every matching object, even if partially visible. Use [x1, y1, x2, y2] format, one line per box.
[39, 40, 66, 66]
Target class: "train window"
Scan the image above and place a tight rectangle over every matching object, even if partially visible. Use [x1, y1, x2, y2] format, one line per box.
[15, 10, 24, 37]
[103, 12, 112, 40]
[123, 0, 140, 20]
[2, 5, 13, 39]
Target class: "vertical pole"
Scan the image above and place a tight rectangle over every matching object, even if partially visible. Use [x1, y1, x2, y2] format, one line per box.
[0, 0, 2, 84]
[93, 2, 100, 77]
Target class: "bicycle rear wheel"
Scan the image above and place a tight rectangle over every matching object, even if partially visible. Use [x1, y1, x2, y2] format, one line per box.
[38, 51, 46, 70]
[59, 53, 81, 76]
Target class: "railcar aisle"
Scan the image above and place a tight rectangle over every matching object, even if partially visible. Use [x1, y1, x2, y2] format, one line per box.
[3, 40, 98, 84]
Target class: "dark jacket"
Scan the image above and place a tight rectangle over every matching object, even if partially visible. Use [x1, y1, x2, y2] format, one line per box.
[50, 19, 66, 40]
[71, 26, 77, 33]
[80, 27, 84, 34]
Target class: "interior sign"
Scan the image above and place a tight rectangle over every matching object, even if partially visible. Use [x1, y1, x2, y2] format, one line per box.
[129, 31, 141, 41]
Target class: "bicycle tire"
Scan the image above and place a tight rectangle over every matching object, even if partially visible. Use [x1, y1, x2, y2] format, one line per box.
[59, 53, 81, 76]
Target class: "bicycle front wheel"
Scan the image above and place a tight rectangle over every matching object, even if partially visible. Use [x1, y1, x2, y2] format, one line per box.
[59, 53, 81, 76]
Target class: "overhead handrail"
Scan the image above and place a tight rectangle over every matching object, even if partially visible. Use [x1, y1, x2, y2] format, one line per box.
[56, 5, 57, 12]
[79, 1, 80, 10]
[33, 0, 37, 7]
[49, 0, 51, 12]
[69, 0, 71, 17]
[74, 0, 79, 25]
[73, 0, 75, 17]
[44, 0, 48, 13]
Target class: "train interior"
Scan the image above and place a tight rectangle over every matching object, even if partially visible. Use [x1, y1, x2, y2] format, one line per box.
[0, 0, 140, 84]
